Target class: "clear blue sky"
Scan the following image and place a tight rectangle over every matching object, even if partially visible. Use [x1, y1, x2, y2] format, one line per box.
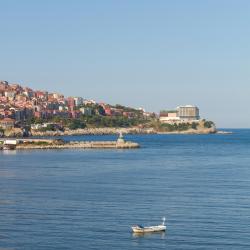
[0, 0, 249, 128]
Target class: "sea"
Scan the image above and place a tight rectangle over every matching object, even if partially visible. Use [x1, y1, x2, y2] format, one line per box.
[0, 129, 250, 250]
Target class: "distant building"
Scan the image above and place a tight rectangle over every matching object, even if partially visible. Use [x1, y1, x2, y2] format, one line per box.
[104, 107, 112, 116]
[47, 102, 59, 110]
[177, 105, 199, 121]
[35, 91, 48, 100]
[73, 97, 83, 106]
[53, 93, 64, 99]
[4, 91, 16, 99]
[14, 109, 26, 121]
[23, 91, 33, 98]
[159, 111, 180, 123]
[58, 106, 65, 111]
[83, 99, 96, 105]
[67, 97, 75, 110]
[160, 105, 200, 123]
[80, 107, 92, 116]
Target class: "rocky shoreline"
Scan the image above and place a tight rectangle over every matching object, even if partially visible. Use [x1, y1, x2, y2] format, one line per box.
[30, 126, 217, 137]
[1, 126, 224, 138]
[30, 127, 155, 136]
[157, 127, 217, 134]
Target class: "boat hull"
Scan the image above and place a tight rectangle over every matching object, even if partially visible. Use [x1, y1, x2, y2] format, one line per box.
[131, 225, 166, 233]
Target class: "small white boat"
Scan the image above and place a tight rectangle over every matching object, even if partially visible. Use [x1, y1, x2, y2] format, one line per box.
[131, 217, 166, 233]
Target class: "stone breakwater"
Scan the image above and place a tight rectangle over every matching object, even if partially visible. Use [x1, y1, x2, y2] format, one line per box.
[16, 140, 140, 150]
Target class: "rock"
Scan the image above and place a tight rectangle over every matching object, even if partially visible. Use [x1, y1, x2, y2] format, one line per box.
[4, 128, 24, 137]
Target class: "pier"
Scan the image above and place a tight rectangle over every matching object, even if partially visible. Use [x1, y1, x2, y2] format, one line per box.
[0, 137, 140, 150]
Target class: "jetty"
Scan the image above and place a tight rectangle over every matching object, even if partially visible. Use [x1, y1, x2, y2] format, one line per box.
[0, 134, 140, 150]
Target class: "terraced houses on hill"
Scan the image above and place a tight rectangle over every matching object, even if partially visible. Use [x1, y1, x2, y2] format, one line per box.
[0, 80, 153, 130]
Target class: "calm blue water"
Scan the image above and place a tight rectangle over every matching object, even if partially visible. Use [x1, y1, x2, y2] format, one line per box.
[1, 130, 250, 249]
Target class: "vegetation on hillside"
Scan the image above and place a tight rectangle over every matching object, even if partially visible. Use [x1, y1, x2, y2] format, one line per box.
[30, 115, 151, 131]
[158, 122, 199, 132]
[150, 119, 215, 133]
[26, 104, 215, 133]
[203, 120, 214, 128]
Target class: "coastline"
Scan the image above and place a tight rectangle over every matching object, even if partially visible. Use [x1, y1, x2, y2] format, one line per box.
[0, 127, 232, 151]
[29, 126, 218, 137]
[1, 126, 233, 139]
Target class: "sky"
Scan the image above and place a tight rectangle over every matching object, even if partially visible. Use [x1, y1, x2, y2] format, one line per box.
[0, 0, 249, 128]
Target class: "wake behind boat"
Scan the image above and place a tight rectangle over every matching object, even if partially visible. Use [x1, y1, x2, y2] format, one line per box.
[131, 217, 166, 233]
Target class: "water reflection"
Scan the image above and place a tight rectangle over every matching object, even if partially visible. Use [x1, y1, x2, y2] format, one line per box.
[132, 231, 166, 239]
[0, 150, 17, 155]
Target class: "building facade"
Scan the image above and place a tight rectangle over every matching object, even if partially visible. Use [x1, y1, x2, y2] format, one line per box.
[160, 105, 200, 123]
[177, 105, 199, 121]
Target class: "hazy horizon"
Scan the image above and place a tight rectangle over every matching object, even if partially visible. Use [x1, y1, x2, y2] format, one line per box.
[1, 0, 249, 128]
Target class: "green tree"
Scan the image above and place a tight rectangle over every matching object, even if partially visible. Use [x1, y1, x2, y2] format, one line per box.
[97, 105, 106, 116]
[0, 127, 4, 137]
[68, 119, 86, 130]
[204, 121, 214, 128]
[191, 122, 198, 129]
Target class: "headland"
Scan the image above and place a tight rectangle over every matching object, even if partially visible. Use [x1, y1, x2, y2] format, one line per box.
[0, 80, 218, 138]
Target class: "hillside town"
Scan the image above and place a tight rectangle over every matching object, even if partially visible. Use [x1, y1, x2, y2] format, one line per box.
[0, 80, 156, 134]
[0, 80, 215, 137]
